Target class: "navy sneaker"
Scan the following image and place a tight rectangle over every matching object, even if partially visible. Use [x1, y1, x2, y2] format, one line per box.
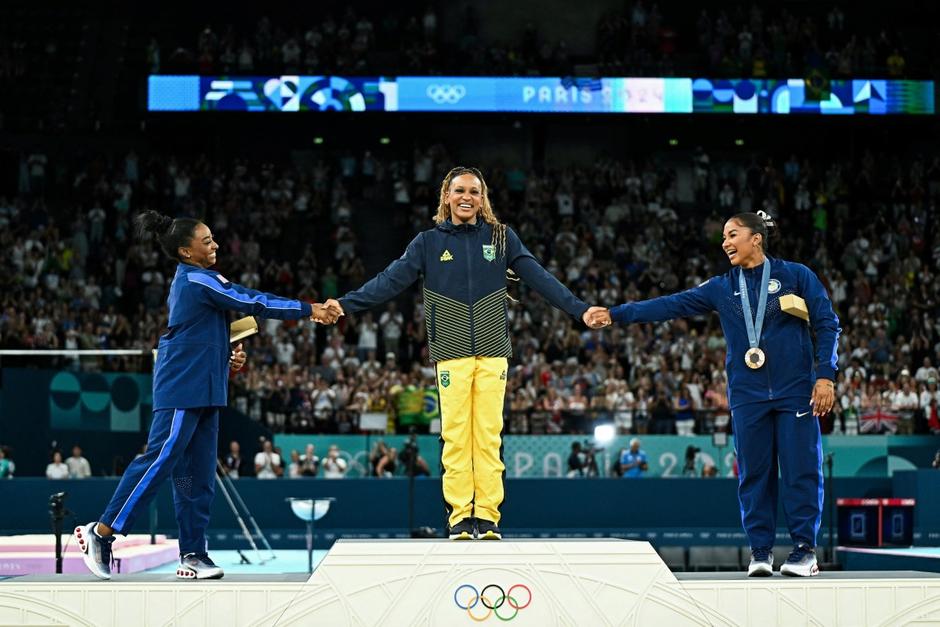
[780, 544, 819, 577]
[448, 518, 475, 540]
[177, 553, 225, 580]
[475, 519, 502, 540]
[747, 546, 773, 577]
[74, 522, 115, 580]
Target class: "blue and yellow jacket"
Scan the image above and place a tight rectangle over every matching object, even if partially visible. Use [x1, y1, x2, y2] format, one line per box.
[339, 219, 589, 362]
[610, 256, 841, 409]
[153, 263, 313, 410]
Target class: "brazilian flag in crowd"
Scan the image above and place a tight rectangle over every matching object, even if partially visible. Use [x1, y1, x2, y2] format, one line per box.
[422, 384, 440, 426]
[396, 384, 425, 427]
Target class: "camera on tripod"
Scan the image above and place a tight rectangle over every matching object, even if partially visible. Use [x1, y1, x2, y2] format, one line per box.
[568, 440, 602, 477]
[48, 491, 68, 519]
[48, 491, 71, 574]
[582, 439, 604, 453]
[400, 431, 420, 476]
[683, 445, 701, 476]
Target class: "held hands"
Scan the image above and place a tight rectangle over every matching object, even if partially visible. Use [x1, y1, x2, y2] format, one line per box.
[229, 343, 247, 371]
[311, 299, 345, 324]
[582, 306, 611, 329]
[811, 378, 835, 417]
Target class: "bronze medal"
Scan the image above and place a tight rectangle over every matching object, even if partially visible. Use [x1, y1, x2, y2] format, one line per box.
[745, 347, 766, 369]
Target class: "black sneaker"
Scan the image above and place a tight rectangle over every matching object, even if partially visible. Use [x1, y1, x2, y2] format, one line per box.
[177, 553, 225, 580]
[448, 517, 475, 540]
[476, 519, 502, 540]
[74, 522, 115, 580]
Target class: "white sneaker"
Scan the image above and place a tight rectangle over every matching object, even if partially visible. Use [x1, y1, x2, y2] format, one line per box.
[74, 522, 115, 580]
[176, 553, 225, 579]
[780, 545, 819, 577]
[747, 547, 773, 577]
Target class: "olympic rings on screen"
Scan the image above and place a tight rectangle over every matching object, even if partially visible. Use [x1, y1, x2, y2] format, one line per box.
[426, 84, 467, 104]
[454, 584, 532, 621]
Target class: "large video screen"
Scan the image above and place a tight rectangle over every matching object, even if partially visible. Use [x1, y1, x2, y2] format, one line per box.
[148, 75, 934, 115]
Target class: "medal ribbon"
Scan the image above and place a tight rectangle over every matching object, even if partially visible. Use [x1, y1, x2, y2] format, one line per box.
[739, 258, 771, 352]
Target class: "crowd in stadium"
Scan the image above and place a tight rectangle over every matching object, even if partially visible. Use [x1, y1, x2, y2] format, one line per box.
[2, 138, 938, 440]
[143, 3, 919, 78]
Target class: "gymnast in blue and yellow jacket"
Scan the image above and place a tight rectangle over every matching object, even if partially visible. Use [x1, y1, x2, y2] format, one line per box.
[332, 167, 605, 540]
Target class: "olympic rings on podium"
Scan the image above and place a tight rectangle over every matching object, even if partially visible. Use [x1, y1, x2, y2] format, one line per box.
[454, 583, 533, 621]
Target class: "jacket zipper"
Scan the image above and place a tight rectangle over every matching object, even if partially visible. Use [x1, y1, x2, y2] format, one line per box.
[466, 232, 475, 353]
[765, 339, 774, 399]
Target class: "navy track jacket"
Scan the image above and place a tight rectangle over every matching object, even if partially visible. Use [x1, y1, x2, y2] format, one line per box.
[339, 219, 589, 362]
[153, 263, 313, 410]
[610, 256, 841, 409]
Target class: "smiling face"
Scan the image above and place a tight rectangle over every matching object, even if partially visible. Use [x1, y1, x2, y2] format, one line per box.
[179, 223, 218, 268]
[722, 219, 764, 268]
[447, 173, 482, 225]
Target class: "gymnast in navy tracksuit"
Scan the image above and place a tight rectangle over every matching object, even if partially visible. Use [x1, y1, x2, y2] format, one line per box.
[75, 210, 324, 580]
[599, 212, 841, 577]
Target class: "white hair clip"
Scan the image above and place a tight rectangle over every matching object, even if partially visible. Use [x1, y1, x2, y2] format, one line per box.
[756, 210, 776, 228]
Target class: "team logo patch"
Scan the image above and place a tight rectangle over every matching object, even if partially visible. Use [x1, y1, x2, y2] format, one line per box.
[768, 279, 781, 294]
[499, 370, 506, 380]
[440, 250, 454, 262]
[440, 371, 450, 388]
[482, 244, 495, 262]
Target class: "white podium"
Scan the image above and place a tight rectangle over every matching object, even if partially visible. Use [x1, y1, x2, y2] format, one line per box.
[2, 539, 940, 626]
[290, 538, 703, 625]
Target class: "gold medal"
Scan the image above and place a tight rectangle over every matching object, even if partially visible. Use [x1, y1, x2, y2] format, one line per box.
[745, 347, 766, 369]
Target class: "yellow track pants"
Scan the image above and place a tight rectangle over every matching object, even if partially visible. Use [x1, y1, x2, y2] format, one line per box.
[437, 356, 507, 528]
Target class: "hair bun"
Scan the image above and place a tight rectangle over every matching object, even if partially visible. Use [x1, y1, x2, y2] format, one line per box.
[756, 210, 776, 233]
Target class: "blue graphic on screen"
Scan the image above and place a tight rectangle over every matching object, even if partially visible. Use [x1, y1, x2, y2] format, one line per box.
[198, 76, 388, 111]
[690, 78, 934, 114]
[148, 75, 934, 115]
[148, 76, 200, 111]
[396, 77, 692, 113]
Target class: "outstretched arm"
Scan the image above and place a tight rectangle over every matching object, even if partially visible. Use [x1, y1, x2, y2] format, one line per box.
[610, 281, 716, 324]
[337, 233, 425, 315]
[189, 272, 313, 320]
[506, 228, 590, 320]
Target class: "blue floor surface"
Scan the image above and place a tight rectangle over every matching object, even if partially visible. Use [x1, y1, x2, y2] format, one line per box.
[144, 549, 328, 575]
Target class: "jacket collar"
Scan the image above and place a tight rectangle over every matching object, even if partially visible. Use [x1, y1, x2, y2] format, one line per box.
[740, 255, 775, 274]
[176, 261, 203, 274]
[437, 218, 484, 233]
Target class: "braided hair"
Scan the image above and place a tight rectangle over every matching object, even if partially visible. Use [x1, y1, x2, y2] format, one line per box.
[434, 166, 507, 259]
[134, 210, 202, 261]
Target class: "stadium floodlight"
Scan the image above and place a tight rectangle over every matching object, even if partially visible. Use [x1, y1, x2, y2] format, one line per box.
[594, 423, 616, 445]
